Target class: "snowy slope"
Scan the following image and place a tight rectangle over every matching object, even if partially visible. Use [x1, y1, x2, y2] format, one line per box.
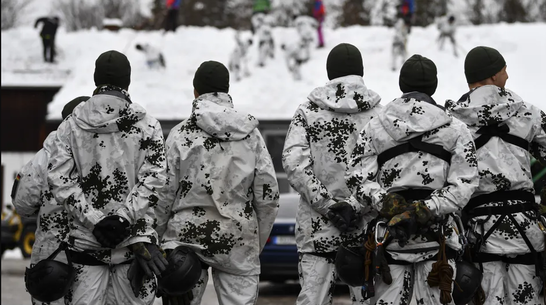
[2, 22, 545, 121]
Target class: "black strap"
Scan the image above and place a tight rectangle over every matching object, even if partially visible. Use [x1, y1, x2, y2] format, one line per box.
[474, 122, 529, 151]
[473, 252, 536, 265]
[377, 135, 451, 170]
[468, 202, 537, 218]
[465, 190, 536, 212]
[308, 251, 337, 260]
[396, 189, 434, 202]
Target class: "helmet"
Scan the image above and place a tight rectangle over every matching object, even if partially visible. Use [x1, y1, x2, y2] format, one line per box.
[25, 259, 76, 303]
[335, 244, 366, 286]
[452, 260, 483, 305]
[158, 246, 202, 296]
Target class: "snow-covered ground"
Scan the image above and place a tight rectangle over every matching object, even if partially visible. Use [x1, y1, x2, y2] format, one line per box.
[2, 22, 545, 121]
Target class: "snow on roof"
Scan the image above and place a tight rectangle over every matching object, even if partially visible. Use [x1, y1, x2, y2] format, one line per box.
[2, 23, 546, 121]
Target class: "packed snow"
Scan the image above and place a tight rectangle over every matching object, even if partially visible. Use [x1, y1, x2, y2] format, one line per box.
[1, 22, 545, 121]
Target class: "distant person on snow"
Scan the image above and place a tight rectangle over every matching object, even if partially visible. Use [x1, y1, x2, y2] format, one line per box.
[437, 15, 458, 57]
[34, 16, 60, 63]
[398, 0, 414, 33]
[253, 14, 275, 67]
[135, 43, 166, 69]
[313, 0, 326, 48]
[165, 0, 181, 32]
[228, 32, 253, 81]
[392, 18, 409, 71]
[281, 15, 317, 80]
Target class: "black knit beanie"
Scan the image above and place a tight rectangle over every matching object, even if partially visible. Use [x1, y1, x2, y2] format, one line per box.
[399, 54, 438, 96]
[193, 61, 230, 95]
[326, 43, 364, 80]
[464, 46, 506, 84]
[94, 50, 131, 89]
[62, 96, 90, 119]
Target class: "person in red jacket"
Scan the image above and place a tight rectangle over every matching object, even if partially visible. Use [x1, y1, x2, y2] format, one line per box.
[165, 0, 181, 32]
[313, 0, 325, 48]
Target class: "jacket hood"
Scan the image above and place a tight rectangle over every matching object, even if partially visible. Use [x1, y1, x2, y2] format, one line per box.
[307, 75, 381, 114]
[379, 91, 452, 141]
[192, 92, 258, 141]
[73, 92, 146, 134]
[445, 85, 525, 127]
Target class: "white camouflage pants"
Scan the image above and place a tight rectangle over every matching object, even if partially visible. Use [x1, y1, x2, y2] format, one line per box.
[372, 259, 456, 305]
[64, 263, 156, 305]
[297, 253, 368, 305]
[189, 268, 259, 305]
[476, 261, 543, 305]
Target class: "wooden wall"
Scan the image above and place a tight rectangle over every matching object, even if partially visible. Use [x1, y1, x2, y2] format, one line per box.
[1, 86, 61, 152]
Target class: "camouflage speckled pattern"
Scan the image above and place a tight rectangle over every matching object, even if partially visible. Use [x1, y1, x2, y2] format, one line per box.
[346, 94, 479, 259]
[282, 75, 383, 254]
[61, 264, 156, 305]
[372, 260, 456, 305]
[13, 132, 70, 267]
[45, 92, 167, 255]
[296, 254, 368, 305]
[159, 92, 279, 276]
[189, 269, 259, 305]
[447, 85, 546, 255]
[479, 261, 543, 305]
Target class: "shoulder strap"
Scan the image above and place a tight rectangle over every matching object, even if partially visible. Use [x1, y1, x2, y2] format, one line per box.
[377, 135, 451, 170]
[474, 122, 529, 151]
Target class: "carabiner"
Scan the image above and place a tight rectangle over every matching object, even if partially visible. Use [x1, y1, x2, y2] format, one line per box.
[375, 221, 388, 244]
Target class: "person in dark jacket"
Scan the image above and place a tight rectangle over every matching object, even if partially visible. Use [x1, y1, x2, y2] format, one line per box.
[164, 0, 181, 32]
[34, 16, 59, 63]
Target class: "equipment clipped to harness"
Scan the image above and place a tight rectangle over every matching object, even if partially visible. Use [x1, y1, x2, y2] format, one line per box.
[157, 246, 202, 296]
[427, 226, 454, 305]
[452, 260, 483, 305]
[25, 242, 76, 303]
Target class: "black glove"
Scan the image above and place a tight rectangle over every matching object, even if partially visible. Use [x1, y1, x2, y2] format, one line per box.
[92, 215, 130, 248]
[327, 201, 358, 233]
[128, 242, 168, 298]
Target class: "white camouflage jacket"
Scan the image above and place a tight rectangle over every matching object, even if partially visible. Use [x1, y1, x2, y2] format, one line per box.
[13, 131, 69, 264]
[45, 89, 167, 263]
[447, 85, 546, 255]
[346, 92, 479, 262]
[158, 92, 279, 276]
[282, 75, 383, 254]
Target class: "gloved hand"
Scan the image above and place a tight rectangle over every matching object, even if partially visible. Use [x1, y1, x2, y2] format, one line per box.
[327, 201, 358, 232]
[128, 242, 168, 298]
[387, 201, 432, 247]
[379, 193, 410, 219]
[160, 291, 194, 305]
[92, 215, 130, 248]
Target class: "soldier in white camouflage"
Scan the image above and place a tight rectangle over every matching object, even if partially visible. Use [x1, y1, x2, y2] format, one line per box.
[346, 54, 479, 305]
[157, 60, 280, 305]
[282, 43, 383, 305]
[45, 50, 168, 305]
[12, 96, 88, 305]
[447, 46, 546, 305]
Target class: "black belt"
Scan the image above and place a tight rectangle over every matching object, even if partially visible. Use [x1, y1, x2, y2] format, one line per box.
[472, 252, 536, 265]
[396, 189, 434, 202]
[466, 190, 535, 211]
[68, 250, 132, 266]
